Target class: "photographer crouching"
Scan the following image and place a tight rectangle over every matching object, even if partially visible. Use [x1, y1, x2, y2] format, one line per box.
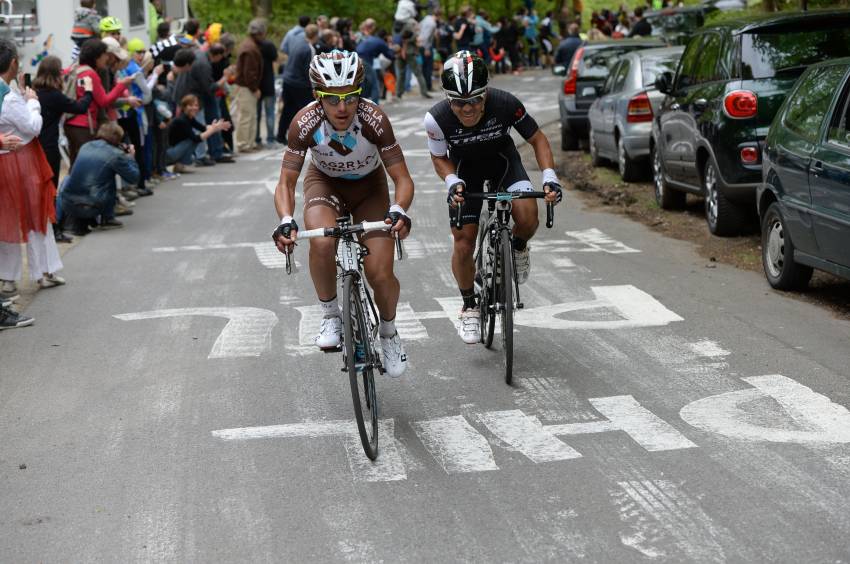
[58, 122, 140, 236]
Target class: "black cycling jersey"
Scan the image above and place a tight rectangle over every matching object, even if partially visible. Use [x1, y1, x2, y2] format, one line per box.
[423, 88, 540, 161]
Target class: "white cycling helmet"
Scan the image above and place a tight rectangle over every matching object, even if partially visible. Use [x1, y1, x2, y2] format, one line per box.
[309, 50, 364, 89]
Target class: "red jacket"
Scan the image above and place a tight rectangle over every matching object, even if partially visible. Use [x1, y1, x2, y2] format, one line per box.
[65, 67, 127, 130]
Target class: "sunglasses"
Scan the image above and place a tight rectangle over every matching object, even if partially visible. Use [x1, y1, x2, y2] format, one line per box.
[315, 88, 362, 106]
[449, 94, 485, 108]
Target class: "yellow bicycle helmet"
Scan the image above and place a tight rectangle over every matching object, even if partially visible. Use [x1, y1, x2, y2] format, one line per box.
[99, 16, 123, 33]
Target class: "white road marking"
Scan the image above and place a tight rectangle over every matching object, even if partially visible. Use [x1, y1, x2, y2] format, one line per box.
[152, 241, 300, 270]
[412, 415, 499, 473]
[564, 228, 641, 254]
[181, 180, 263, 187]
[212, 419, 407, 482]
[518, 286, 683, 330]
[689, 340, 731, 358]
[546, 396, 697, 452]
[680, 374, 850, 444]
[114, 307, 278, 359]
[476, 410, 582, 462]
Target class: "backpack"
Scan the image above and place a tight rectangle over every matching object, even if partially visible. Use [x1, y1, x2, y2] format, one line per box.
[63, 63, 95, 133]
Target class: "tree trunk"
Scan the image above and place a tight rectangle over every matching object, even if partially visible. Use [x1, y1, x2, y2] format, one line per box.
[800, 0, 808, 10]
[253, 0, 272, 18]
[762, 0, 778, 11]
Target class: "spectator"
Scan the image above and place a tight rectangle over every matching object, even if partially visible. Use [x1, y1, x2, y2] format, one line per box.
[71, 0, 102, 49]
[117, 38, 152, 195]
[357, 19, 395, 103]
[33, 55, 94, 242]
[454, 7, 476, 51]
[419, 9, 439, 91]
[233, 18, 265, 153]
[150, 21, 180, 64]
[148, 0, 167, 44]
[280, 16, 309, 58]
[212, 33, 236, 155]
[64, 38, 133, 166]
[276, 24, 318, 145]
[182, 19, 201, 45]
[315, 29, 339, 56]
[0, 39, 66, 299]
[166, 94, 230, 172]
[474, 10, 501, 63]
[255, 37, 278, 148]
[58, 122, 139, 235]
[181, 42, 230, 165]
[524, 9, 540, 68]
[554, 23, 582, 66]
[394, 0, 418, 33]
[396, 19, 431, 100]
[629, 7, 652, 37]
[99, 16, 123, 41]
[316, 15, 330, 32]
[337, 18, 357, 52]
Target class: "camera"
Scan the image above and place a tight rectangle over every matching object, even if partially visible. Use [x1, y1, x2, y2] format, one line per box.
[119, 143, 131, 153]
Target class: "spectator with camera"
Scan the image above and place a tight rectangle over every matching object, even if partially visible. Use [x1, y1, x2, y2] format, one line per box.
[59, 122, 139, 236]
[64, 38, 134, 165]
[0, 39, 66, 303]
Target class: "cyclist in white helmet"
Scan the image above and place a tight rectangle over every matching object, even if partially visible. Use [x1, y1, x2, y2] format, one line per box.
[272, 50, 415, 377]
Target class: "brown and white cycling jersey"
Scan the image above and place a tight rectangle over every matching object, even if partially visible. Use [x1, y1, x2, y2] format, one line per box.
[281, 99, 404, 179]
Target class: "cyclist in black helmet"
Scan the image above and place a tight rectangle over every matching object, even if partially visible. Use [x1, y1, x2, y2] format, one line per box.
[423, 50, 562, 345]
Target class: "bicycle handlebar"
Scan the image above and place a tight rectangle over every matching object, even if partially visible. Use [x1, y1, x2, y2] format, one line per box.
[298, 220, 390, 239]
[453, 191, 556, 230]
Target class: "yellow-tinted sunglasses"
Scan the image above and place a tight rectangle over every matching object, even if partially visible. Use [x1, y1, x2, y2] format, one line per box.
[315, 88, 362, 106]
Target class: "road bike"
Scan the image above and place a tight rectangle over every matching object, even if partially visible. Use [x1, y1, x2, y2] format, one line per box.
[455, 189, 554, 385]
[285, 217, 404, 460]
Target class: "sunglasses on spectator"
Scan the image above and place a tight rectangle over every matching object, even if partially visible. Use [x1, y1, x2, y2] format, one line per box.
[448, 94, 486, 108]
[315, 88, 362, 106]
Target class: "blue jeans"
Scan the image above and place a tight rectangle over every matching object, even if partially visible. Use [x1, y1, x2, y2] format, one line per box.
[363, 64, 381, 103]
[166, 139, 200, 165]
[255, 96, 276, 145]
[198, 96, 224, 160]
[421, 48, 434, 91]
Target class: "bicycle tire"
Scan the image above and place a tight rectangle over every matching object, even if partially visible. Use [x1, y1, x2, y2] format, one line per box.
[499, 228, 514, 385]
[479, 229, 496, 348]
[343, 274, 379, 460]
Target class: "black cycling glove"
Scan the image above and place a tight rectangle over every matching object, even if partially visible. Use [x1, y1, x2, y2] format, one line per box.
[386, 204, 412, 231]
[543, 181, 563, 204]
[272, 217, 298, 242]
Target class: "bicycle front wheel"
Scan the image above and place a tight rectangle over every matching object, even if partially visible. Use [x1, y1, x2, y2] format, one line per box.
[478, 230, 496, 348]
[343, 274, 379, 460]
[499, 228, 514, 385]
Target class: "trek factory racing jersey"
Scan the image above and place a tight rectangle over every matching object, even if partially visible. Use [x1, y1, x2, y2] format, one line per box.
[423, 88, 539, 161]
[282, 99, 404, 179]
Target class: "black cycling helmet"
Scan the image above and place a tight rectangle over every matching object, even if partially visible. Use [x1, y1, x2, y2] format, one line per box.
[441, 50, 489, 98]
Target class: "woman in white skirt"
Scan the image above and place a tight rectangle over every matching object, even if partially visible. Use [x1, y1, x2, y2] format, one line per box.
[0, 39, 65, 302]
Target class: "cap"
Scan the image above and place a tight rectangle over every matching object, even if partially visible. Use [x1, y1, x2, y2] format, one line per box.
[102, 36, 129, 62]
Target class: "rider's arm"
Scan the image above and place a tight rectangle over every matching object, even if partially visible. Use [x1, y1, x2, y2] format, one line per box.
[527, 129, 556, 173]
[509, 93, 562, 203]
[274, 165, 300, 220]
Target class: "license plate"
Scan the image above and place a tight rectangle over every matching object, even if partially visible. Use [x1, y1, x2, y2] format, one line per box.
[581, 87, 597, 97]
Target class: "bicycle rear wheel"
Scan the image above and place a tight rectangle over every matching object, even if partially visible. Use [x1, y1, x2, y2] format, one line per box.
[343, 274, 379, 460]
[499, 228, 514, 385]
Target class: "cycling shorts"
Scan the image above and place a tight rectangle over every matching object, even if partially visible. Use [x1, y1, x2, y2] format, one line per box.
[449, 145, 533, 227]
[303, 164, 391, 241]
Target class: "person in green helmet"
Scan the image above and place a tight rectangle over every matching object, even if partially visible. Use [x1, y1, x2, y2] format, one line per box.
[99, 16, 123, 41]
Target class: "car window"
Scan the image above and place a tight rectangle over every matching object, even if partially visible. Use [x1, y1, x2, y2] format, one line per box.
[602, 62, 619, 94]
[693, 33, 724, 84]
[783, 64, 848, 143]
[612, 60, 631, 92]
[827, 75, 850, 149]
[741, 25, 850, 80]
[676, 35, 705, 89]
[580, 46, 650, 80]
[642, 54, 681, 87]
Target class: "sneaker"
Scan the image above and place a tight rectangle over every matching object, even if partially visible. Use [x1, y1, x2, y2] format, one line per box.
[1, 296, 15, 307]
[315, 316, 342, 349]
[0, 306, 34, 330]
[100, 217, 124, 229]
[161, 171, 179, 180]
[122, 188, 139, 201]
[380, 332, 408, 378]
[514, 247, 531, 285]
[135, 186, 154, 197]
[459, 307, 481, 344]
[114, 204, 133, 217]
[37, 273, 66, 289]
[54, 230, 73, 243]
[214, 155, 235, 163]
[195, 157, 216, 167]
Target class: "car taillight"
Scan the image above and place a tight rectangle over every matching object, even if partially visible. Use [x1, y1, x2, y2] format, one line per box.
[627, 91, 653, 123]
[740, 146, 759, 164]
[724, 90, 758, 119]
[563, 47, 584, 96]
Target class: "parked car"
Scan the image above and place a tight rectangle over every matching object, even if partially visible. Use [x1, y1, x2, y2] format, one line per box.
[556, 38, 664, 150]
[759, 58, 850, 290]
[644, 7, 710, 46]
[588, 46, 684, 181]
[651, 10, 850, 236]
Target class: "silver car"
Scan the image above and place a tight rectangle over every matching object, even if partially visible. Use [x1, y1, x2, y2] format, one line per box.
[587, 47, 684, 181]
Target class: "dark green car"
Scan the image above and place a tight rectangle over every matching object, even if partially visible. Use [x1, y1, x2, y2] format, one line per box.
[759, 58, 850, 289]
[652, 10, 850, 236]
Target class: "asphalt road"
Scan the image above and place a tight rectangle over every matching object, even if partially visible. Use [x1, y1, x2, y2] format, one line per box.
[3, 71, 850, 563]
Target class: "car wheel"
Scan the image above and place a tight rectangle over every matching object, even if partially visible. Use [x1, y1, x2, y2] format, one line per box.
[561, 122, 578, 151]
[761, 203, 813, 290]
[617, 135, 639, 182]
[703, 160, 745, 236]
[589, 128, 603, 166]
[652, 142, 685, 210]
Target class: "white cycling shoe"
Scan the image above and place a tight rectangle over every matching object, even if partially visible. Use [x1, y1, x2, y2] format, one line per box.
[315, 316, 342, 349]
[380, 332, 408, 378]
[514, 247, 531, 285]
[459, 308, 481, 344]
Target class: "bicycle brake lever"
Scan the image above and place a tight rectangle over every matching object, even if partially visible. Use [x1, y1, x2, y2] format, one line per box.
[395, 233, 404, 261]
[454, 202, 463, 230]
[546, 202, 554, 229]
